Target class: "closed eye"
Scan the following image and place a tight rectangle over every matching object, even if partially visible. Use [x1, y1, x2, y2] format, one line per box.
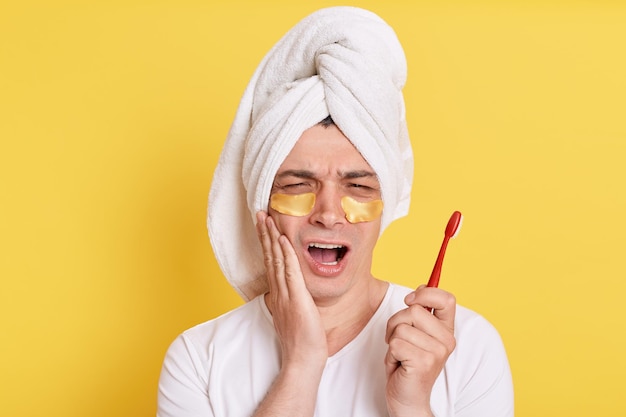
[281, 182, 313, 192]
[344, 180, 380, 199]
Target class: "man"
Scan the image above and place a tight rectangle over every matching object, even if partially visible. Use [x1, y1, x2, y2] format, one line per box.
[158, 7, 513, 417]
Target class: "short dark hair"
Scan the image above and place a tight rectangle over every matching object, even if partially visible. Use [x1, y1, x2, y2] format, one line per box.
[318, 115, 335, 127]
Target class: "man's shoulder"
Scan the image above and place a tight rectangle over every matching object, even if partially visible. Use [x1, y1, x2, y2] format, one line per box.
[181, 295, 271, 346]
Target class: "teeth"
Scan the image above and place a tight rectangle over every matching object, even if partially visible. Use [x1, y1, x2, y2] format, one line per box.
[309, 243, 344, 249]
[308, 243, 346, 266]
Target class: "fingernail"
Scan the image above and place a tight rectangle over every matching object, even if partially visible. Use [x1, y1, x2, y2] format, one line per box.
[405, 292, 416, 303]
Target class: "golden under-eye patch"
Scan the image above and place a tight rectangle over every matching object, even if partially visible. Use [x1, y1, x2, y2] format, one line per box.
[341, 196, 384, 223]
[270, 193, 316, 216]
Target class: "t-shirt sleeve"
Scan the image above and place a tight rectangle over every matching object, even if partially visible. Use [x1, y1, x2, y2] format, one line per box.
[157, 334, 214, 417]
[453, 311, 515, 417]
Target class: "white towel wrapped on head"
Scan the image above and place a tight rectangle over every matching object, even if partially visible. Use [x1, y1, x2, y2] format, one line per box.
[208, 6, 414, 301]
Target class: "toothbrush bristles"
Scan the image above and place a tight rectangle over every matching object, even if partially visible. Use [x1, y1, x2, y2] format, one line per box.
[451, 215, 463, 239]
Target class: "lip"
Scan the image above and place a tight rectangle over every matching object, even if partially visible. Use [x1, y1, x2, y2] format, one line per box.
[302, 238, 350, 277]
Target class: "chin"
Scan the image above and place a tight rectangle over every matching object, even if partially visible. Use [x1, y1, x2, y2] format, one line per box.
[304, 275, 353, 303]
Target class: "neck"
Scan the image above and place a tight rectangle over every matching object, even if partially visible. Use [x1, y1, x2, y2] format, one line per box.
[316, 279, 388, 356]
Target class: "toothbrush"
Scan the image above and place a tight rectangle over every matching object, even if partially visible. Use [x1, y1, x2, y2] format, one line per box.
[427, 211, 463, 288]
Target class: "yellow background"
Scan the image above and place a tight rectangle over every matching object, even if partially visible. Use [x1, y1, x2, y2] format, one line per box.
[1, 1, 625, 416]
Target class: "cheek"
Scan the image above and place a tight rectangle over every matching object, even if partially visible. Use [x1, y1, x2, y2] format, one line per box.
[340, 196, 383, 223]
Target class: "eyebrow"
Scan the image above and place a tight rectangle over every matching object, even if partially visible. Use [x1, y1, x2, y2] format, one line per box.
[275, 169, 377, 180]
[341, 170, 377, 180]
[275, 170, 316, 179]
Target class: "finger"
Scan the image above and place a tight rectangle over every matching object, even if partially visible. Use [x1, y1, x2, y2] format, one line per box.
[387, 321, 454, 361]
[385, 330, 427, 370]
[385, 304, 454, 346]
[266, 215, 288, 296]
[256, 212, 276, 292]
[385, 332, 452, 388]
[404, 287, 456, 329]
[385, 336, 417, 378]
[278, 234, 308, 297]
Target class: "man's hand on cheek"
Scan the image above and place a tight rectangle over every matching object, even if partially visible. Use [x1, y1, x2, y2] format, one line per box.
[255, 211, 328, 368]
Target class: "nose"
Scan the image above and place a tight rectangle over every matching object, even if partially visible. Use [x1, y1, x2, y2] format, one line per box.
[308, 186, 346, 228]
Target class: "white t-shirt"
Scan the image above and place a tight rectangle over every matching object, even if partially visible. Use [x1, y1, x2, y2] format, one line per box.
[157, 284, 514, 417]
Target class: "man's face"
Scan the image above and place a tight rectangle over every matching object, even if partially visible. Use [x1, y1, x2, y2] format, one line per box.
[268, 123, 382, 303]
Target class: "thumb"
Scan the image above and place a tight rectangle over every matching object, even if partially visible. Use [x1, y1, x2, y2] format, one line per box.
[404, 285, 425, 305]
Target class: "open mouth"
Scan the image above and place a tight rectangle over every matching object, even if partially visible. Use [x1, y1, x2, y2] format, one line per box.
[308, 243, 347, 266]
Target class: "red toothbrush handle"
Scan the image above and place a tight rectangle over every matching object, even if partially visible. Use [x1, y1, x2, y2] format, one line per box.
[427, 236, 450, 288]
[426, 211, 462, 288]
